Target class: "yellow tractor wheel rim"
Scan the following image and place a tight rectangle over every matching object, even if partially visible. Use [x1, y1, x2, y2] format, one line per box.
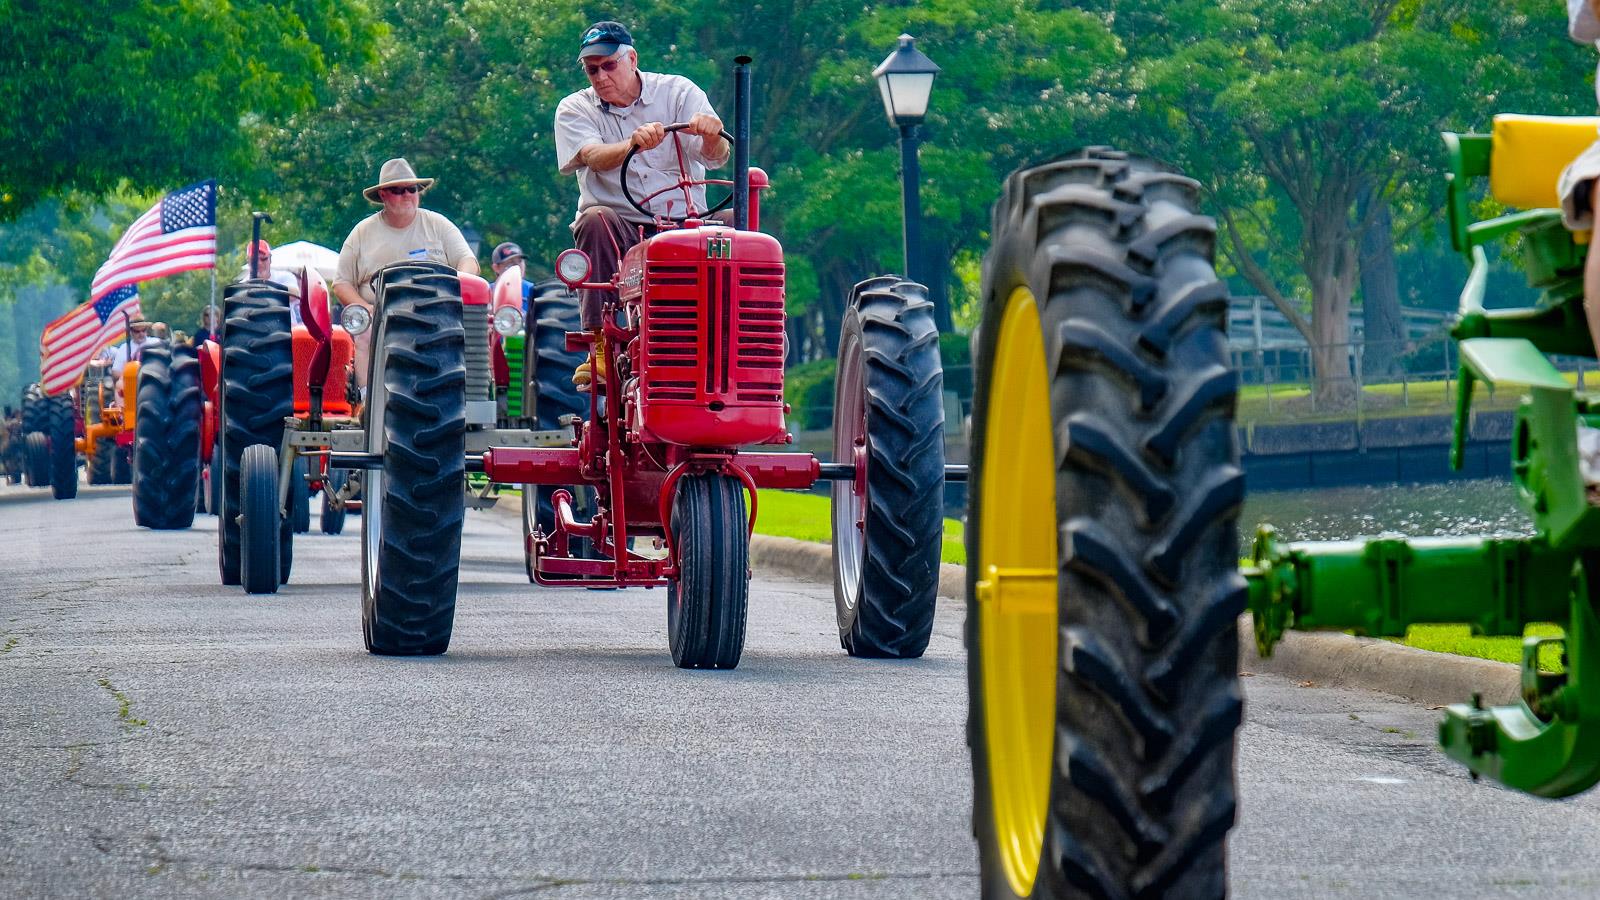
[978, 285, 1060, 897]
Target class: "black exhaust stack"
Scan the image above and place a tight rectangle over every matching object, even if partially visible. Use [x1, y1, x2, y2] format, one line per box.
[733, 56, 752, 231]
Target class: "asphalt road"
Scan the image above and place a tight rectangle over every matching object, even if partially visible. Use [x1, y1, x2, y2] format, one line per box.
[2, 484, 1599, 899]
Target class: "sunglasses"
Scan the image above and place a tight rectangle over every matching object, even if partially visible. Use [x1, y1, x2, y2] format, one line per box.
[383, 185, 422, 196]
[584, 58, 622, 77]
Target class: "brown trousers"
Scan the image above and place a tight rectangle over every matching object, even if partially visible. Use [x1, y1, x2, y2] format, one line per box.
[571, 205, 733, 329]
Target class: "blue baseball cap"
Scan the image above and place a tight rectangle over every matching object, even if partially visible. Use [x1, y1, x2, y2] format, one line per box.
[578, 21, 633, 59]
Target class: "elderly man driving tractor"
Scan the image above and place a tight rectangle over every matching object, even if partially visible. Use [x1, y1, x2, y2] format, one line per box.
[554, 20, 731, 390]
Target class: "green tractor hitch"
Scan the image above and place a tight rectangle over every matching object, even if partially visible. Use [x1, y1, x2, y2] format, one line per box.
[1246, 114, 1600, 799]
[1244, 527, 1600, 796]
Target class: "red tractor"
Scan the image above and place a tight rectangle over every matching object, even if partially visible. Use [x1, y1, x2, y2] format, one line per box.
[219, 263, 363, 593]
[332, 60, 957, 665]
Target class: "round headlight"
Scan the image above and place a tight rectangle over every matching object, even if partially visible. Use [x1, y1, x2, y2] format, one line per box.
[340, 304, 372, 336]
[493, 305, 524, 336]
[556, 249, 591, 286]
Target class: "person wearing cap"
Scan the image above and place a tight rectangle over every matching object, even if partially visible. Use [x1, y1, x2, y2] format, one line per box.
[490, 241, 535, 311]
[97, 319, 155, 404]
[236, 239, 307, 326]
[554, 20, 730, 390]
[332, 157, 480, 388]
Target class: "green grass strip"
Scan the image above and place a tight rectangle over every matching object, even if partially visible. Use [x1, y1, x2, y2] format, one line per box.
[754, 489, 965, 565]
[1388, 623, 1565, 671]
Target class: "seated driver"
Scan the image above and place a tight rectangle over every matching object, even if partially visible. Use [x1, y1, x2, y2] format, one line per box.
[553, 20, 731, 390]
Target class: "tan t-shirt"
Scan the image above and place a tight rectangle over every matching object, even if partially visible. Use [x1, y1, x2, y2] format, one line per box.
[334, 208, 474, 303]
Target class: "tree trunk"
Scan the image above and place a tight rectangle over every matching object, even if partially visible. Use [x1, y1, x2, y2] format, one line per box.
[1305, 228, 1360, 409]
[1358, 195, 1406, 379]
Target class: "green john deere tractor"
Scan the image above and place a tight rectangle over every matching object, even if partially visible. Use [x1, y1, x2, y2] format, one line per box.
[965, 117, 1600, 898]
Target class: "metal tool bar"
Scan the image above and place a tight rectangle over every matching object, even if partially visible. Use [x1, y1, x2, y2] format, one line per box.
[815, 463, 968, 481]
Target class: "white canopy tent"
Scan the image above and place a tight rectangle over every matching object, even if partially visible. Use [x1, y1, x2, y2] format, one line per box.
[272, 240, 340, 282]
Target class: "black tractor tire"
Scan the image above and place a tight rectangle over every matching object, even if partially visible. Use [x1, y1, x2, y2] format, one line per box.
[524, 280, 595, 561]
[21, 384, 47, 487]
[46, 394, 77, 500]
[207, 443, 222, 517]
[217, 282, 294, 586]
[666, 472, 749, 670]
[239, 443, 282, 595]
[132, 343, 202, 530]
[830, 277, 946, 659]
[24, 432, 49, 488]
[89, 437, 114, 485]
[21, 382, 44, 432]
[362, 263, 466, 656]
[111, 444, 132, 484]
[967, 148, 1243, 900]
[321, 469, 347, 535]
[290, 455, 310, 534]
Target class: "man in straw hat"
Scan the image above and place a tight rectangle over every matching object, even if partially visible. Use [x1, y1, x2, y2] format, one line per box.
[332, 157, 479, 389]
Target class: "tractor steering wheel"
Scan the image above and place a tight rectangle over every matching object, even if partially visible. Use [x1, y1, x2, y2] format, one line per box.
[620, 123, 736, 225]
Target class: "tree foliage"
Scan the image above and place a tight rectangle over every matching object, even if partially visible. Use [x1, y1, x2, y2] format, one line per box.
[3, 0, 1599, 408]
[0, 0, 380, 216]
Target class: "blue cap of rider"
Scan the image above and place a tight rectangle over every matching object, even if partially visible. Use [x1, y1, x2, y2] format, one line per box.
[578, 21, 633, 60]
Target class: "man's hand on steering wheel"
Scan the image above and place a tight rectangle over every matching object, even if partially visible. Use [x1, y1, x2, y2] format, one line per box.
[685, 113, 723, 140]
[631, 122, 667, 152]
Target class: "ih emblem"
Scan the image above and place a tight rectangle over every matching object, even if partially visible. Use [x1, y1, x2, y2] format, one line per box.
[707, 235, 733, 259]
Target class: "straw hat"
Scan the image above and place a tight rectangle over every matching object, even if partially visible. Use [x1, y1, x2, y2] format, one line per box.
[363, 158, 435, 204]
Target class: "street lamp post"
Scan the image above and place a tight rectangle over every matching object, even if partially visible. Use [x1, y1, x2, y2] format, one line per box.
[873, 34, 939, 287]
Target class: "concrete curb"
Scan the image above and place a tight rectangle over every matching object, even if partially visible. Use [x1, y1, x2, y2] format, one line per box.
[484, 493, 1518, 707]
[754, 536, 1521, 707]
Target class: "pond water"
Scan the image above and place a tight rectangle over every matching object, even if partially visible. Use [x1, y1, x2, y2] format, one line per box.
[1238, 478, 1531, 543]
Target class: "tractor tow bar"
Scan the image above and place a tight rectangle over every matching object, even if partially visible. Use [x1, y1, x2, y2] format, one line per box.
[329, 452, 488, 474]
[816, 463, 968, 482]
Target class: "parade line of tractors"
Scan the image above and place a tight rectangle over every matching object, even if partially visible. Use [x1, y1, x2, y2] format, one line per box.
[13, 55, 1600, 899]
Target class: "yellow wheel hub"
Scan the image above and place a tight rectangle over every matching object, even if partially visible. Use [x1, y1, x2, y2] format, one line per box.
[975, 286, 1060, 897]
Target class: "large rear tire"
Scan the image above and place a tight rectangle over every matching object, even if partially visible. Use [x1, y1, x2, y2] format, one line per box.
[523, 280, 595, 568]
[46, 394, 77, 500]
[132, 343, 202, 530]
[207, 443, 221, 518]
[89, 437, 114, 485]
[24, 432, 49, 488]
[111, 444, 132, 484]
[967, 148, 1243, 900]
[239, 443, 282, 595]
[217, 282, 294, 586]
[666, 472, 749, 670]
[830, 277, 946, 659]
[362, 263, 466, 656]
[290, 455, 310, 534]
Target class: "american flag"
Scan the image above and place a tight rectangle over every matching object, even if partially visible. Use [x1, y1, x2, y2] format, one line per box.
[89, 179, 218, 302]
[39, 286, 141, 395]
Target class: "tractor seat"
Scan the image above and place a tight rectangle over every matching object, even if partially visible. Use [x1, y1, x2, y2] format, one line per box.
[1490, 114, 1600, 210]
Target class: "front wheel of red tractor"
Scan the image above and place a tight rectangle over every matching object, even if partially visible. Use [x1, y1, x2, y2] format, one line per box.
[667, 472, 749, 670]
[967, 148, 1244, 900]
[831, 277, 946, 659]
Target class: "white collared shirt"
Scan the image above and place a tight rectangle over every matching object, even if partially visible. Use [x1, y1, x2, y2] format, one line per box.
[554, 70, 730, 225]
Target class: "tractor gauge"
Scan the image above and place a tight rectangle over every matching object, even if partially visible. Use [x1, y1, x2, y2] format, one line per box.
[493, 305, 524, 336]
[340, 303, 372, 336]
[556, 249, 591, 286]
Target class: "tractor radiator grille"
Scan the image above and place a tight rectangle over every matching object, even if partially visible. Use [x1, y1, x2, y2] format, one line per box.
[463, 303, 492, 401]
[641, 261, 785, 405]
